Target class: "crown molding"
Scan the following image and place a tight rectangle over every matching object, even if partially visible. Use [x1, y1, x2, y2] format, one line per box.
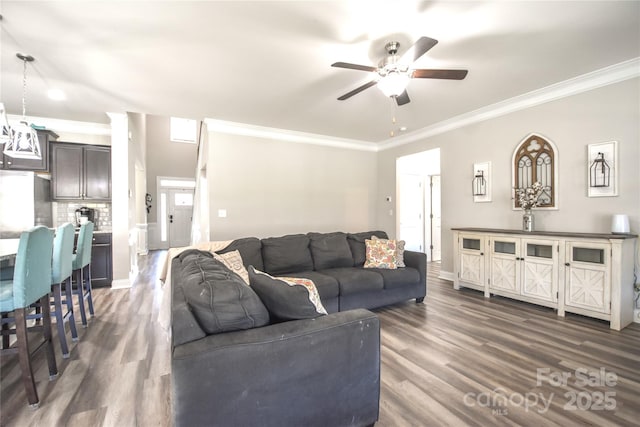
[204, 118, 378, 152]
[378, 57, 640, 151]
[7, 114, 111, 136]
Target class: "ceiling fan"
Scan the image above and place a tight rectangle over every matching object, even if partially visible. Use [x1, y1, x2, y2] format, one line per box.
[332, 36, 468, 106]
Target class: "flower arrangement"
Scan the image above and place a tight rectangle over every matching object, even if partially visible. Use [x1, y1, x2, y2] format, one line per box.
[516, 181, 544, 210]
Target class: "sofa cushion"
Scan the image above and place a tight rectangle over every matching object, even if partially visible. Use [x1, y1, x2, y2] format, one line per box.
[363, 238, 397, 269]
[178, 250, 270, 335]
[319, 267, 384, 296]
[248, 267, 327, 320]
[366, 267, 421, 290]
[217, 237, 264, 271]
[347, 231, 389, 266]
[308, 232, 354, 270]
[261, 234, 313, 275]
[213, 250, 250, 285]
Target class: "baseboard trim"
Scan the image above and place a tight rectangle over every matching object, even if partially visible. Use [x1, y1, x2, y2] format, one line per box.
[111, 278, 131, 289]
[439, 270, 454, 282]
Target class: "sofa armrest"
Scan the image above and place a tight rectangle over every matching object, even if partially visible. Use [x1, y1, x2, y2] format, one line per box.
[172, 308, 380, 427]
[404, 250, 427, 298]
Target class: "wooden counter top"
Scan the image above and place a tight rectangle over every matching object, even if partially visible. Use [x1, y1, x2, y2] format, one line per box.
[451, 227, 638, 240]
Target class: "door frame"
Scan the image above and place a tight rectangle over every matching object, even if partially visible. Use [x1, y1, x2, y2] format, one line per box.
[156, 176, 196, 249]
[396, 149, 441, 261]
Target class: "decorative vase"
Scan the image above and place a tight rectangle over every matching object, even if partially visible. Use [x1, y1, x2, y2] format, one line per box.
[523, 209, 534, 232]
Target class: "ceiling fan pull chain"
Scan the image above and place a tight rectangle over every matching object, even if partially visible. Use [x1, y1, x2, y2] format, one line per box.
[389, 97, 398, 137]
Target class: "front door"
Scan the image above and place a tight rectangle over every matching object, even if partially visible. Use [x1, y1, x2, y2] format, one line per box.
[168, 188, 193, 247]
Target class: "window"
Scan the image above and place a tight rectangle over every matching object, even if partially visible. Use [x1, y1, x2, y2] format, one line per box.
[159, 178, 196, 188]
[513, 134, 557, 208]
[170, 117, 197, 143]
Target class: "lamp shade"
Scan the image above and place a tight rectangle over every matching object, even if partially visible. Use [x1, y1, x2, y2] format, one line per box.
[377, 71, 410, 97]
[3, 121, 40, 159]
[611, 214, 630, 234]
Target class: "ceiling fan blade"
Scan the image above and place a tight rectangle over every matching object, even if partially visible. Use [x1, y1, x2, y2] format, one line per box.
[412, 69, 468, 80]
[331, 62, 378, 72]
[400, 36, 438, 64]
[337, 80, 378, 100]
[395, 90, 410, 106]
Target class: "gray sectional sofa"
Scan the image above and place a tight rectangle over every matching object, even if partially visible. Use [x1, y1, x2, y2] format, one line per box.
[171, 230, 427, 427]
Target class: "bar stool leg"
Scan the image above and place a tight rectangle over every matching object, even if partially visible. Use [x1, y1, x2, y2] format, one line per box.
[51, 283, 69, 358]
[64, 277, 78, 341]
[40, 294, 58, 380]
[75, 268, 88, 327]
[85, 265, 94, 317]
[15, 308, 39, 408]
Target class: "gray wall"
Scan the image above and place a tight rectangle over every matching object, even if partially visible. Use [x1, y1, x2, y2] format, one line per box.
[377, 78, 640, 274]
[207, 132, 378, 240]
[145, 115, 198, 223]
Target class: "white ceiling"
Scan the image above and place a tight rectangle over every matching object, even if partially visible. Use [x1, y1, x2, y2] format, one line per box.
[1, 1, 639, 143]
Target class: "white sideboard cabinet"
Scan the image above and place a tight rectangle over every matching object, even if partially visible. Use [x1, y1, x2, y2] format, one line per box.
[452, 228, 637, 330]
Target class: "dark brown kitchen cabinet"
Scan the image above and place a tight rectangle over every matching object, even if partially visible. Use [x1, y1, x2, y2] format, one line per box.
[51, 142, 111, 201]
[74, 232, 112, 288]
[90, 233, 112, 287]
[0, 129, 58, 171]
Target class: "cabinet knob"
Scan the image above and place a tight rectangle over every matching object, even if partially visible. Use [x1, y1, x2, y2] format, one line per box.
[565, 262, 570, 266]
[480, 252, 484, 256]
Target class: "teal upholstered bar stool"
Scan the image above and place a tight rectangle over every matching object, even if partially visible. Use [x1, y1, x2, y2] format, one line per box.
[51, 223, 78, 357]
[0, 226, 58, 408]
[72, 222, 94, 327]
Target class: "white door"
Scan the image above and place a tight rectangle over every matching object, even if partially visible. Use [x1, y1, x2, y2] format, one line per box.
[168, 188, 194, 247]
[398, 174, 424, 252]
[564, 241, 611, 314]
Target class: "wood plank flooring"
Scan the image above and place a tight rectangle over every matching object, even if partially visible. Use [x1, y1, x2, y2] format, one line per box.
[1, 252, 638, 426]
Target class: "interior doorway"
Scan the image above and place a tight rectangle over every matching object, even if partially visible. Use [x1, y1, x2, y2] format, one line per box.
[157, 176, 195, 249]
[396, 149, 441, 262]
[167, 188, 194, 247]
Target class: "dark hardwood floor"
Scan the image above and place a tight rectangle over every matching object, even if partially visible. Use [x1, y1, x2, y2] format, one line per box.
[1, 252, 638, 426]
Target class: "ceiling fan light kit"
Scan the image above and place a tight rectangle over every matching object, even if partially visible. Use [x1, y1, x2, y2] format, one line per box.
[332, 36, 468, 106]
[377, 71, 411, 97]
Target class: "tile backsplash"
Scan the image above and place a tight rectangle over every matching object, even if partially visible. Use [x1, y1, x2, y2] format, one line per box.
[55, 202, 112, 231]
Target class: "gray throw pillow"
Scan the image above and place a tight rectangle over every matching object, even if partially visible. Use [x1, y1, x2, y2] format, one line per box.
[248, 266, 327, 320]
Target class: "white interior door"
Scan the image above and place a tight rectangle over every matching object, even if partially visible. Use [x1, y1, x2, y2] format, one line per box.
[168, 188, 194, 247]
[398, 174, 424, 252]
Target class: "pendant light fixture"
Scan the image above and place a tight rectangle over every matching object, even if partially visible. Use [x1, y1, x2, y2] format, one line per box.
[3, 53, 41, 159]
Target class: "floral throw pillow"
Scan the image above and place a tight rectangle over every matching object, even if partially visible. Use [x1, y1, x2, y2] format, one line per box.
[372, 235, 406, 267]
[214, 250, 250, 285]
[363, 238, 397, 269]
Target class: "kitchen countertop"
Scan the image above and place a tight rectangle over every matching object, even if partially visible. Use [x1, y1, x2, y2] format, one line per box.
[1, 228, 112, 239]
[0, 238, 20, 261]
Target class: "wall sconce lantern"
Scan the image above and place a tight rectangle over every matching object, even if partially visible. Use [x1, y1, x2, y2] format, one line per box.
[472, 170, 486, 196]
[473, 161, 491, 203]
[589, 152, 610, 188]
